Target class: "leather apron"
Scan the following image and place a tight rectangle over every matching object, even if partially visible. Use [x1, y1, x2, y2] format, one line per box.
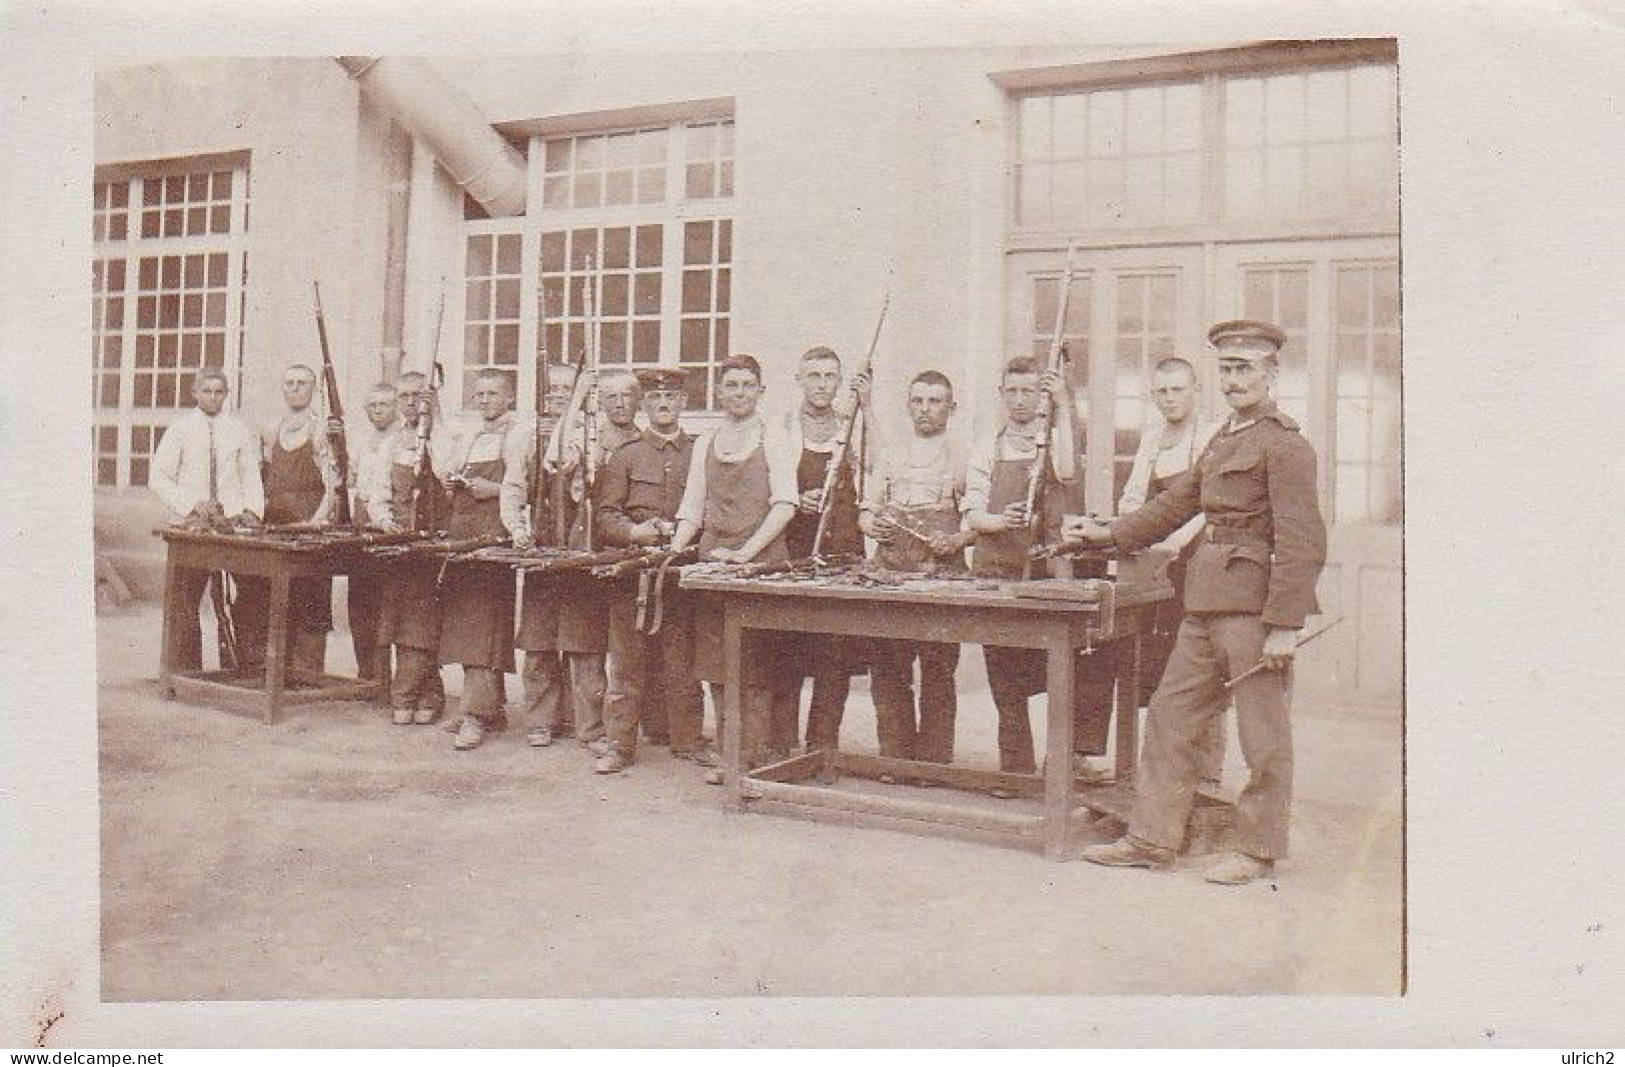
[692, 436, 789, 682]
[437, 427, 516, 670]
[265, 431, 333, 631]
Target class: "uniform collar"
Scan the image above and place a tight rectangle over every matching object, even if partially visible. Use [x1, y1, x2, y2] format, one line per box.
[642, 427, 686, 450]
[1225, 400, 1299, 434]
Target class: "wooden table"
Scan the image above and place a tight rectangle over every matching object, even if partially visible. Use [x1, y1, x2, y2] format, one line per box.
[680, 565, 1171, 860]
[156, 528, 385, 723]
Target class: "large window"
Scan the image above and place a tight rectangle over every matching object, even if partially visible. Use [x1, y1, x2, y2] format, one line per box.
[1012, 60, 1396, 234]
[1005, 45, 1399, 525]
[460, 116, 734, 409]
[91, 158, 250, 488]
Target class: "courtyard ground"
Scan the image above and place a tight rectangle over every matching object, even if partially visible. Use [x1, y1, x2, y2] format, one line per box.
[97, 600, 1403, 1000]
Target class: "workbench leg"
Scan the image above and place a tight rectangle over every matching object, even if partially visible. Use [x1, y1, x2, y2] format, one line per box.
[721, 610, 744, 810]
[1044, 635, 1076, 860]
[1115, 628, 1143, 781]
[264, 575, 290, 726]
[158, 555, 180, 699]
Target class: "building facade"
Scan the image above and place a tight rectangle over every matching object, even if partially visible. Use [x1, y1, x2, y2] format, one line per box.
[92, 40, 1399, 706]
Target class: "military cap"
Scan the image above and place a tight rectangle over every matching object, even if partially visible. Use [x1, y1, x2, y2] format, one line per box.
[1207, 319, 1287, 361]
[635, 366, 689, 391]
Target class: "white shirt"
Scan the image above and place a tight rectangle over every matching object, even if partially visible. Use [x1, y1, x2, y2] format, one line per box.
[675, 417, 799, 527]
[961, 423, 1075, 515]
[1117, 414, 1223, 552]
[863, 430, 968, 513]
[349, 421, 399, 522]
[149, 408, 266, 520]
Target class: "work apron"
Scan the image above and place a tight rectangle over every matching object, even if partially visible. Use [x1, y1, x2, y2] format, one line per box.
[376, 459, 443, 652]
[972, 441, 1057, 699]
[265, 433, 333, 632]
[437, 433, 516, 671]
[692, 438, 789, 682]
[784, 442, 861, 559]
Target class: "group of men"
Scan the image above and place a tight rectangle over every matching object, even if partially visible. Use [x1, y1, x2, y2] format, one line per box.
[151, 316, 1325, 885]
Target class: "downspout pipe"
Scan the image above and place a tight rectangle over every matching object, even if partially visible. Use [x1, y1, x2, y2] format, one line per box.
[336, 56, 528, 217]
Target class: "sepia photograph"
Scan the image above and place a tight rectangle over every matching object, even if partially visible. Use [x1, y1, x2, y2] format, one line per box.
[5, 0, 1623, 1050]
[88, 39, 1402, 1001]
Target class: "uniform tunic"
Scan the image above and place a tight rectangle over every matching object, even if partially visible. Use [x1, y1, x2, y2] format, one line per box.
[1110, 402, 1327, 859]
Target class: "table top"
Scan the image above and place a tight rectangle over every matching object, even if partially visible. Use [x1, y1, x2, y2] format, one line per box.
[681, 565, 1141, 614]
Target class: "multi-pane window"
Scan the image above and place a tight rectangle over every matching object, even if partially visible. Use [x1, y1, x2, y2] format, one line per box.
[679, 219, 732, 406]
[132, 252, 233, 409]
[542, 128, 668, 210]
[463, 232, 524, 404]
[1224, 65, 1397, 222]
[461, 116, 735, 411]
[1112, 273, 1179, 493]
[91, 158, 248, 489]
[93, 180, 131, 242]
[1017, 84, 1202, 230]
[538, 224, 664, 369]
[138, 169, 237, 239]
[1333, 262, 1400, 523]
[1240, 265, 1312, 431]
[683, 120, 734, 201]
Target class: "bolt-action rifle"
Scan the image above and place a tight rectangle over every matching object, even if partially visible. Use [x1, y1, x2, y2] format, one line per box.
[810, 294, 889, 560]
[1022, 243, 1078, 577]
[311, 280, 353, 528]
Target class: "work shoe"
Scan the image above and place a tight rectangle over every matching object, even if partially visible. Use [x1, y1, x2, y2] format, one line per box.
[413, 704, 442, 725]
[586, 737, 614, 757]
[1081, 836, 1174, 869]
[1071, 755, 1115, 786]
[594, 751, 631, 775]
[527, 725, 554, 748]
[703, 768, 725, 786]
[441, 713, 462, 733]
[453, 717, 485, 751]
[391, 706, 414, 726]
[1203, 851, 1275, 886]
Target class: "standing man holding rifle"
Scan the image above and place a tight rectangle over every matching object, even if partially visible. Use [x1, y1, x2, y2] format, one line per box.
[346, 381, 399, 681]
[771, 342, 875, 760]
[233, 359, 342, 675]
[371, 369, 450, 725]
[1070, 320, 1327, 885]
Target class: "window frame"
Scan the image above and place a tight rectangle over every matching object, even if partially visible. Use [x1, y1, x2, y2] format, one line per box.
[452, 114, 735, 415]
[92, 156, 251, 491]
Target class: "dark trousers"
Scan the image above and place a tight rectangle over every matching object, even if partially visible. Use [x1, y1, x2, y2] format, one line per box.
[460, 666, 506, 725]
[982, 644, 1117, 774]
[348, 571, 383, 680]
[604, 596, 703, 758]
[233, 576, 330, 675]
[870, 640, 959, 763]
[169, 567, 214, 672]
[1130, 614, 1293, 859]
[770, 635, 850, 754]
[522, 651, 607, 743]
[389, 646, 445, 712]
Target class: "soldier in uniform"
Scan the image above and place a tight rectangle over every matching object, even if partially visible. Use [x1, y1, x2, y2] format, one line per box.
[592, 366, 705, 774]
[669, 353, 799, 783]
[440, 369, 522, 751]
[1073, 320, 1328, 885]
[371, 371, 449, 725]
[859, 369, 976, 770]
[346, 381, 399, 681]
[773, 346, 867, 759]
[506, 368, 643, 755]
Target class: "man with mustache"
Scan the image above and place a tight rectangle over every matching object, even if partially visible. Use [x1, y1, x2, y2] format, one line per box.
[1070, 320, 1327, 885]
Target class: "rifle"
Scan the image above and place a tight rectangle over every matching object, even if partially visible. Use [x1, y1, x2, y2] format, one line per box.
[207, 572, 239, 672]
[411, 285, 447, 533]
[1022, 243, 1078, 578]
[311, 280, 353, 528]
[591, 544, 698, 580]
[580, 262, 601, 551]
[531, 330, 553, 547]
[730, 552, 862, 580]
[810, 292, 889, 559]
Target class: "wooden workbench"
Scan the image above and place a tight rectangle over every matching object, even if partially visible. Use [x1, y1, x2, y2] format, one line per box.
[680, 565, 1171, 860]
[156, 528, 386, 723]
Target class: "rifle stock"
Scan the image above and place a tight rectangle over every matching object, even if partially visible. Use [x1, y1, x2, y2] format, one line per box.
[810, 292, 889, 558]
[311, 280, 353, 527]
[1021, 244, 1078, 577]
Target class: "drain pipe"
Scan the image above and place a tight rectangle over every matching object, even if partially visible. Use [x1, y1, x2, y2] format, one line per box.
[336, 56, 528, 218]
